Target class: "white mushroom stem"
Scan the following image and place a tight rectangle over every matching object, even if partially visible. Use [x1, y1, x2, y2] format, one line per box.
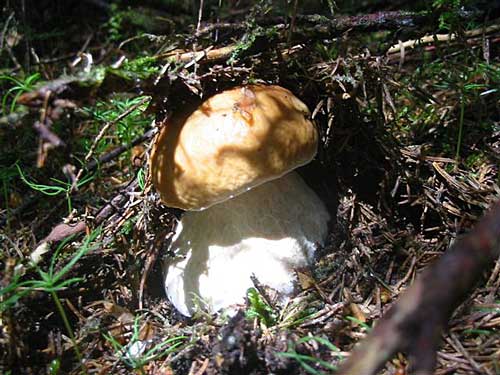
[164, 171, 330, 317]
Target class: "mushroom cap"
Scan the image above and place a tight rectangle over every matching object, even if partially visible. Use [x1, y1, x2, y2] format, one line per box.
[150, 84, 318, 210]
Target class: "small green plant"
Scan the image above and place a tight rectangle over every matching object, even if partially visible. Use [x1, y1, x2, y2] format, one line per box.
[278, 298, 322, 329]
[227, 24, 279, 64]
[228, 27, 262, 64]
[0, 72, 41, 115]
[464, 328, 495, 336]
[137, 167, 146, 191]
[105, 3, 125, 42]
[462, 303, 500, 337]
[16, 164, 93, 215]
[119, 217, 137, 236]
[276, 336, 341, 375]
[82, 95, 152, 161]
[245, 287, 277, 327]
[103, 314, 186, 374]
[345, 315, 372, 332]
[432, 0, 467, 31]
[48, 358, 61, 375]
[112, 56, 160, 80]
[0, 228, 102, 373]
[227, 1, 277, 64]
[314, 41, 339, 61]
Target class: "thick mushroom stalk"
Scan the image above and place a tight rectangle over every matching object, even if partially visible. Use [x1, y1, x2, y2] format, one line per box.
[165, 171, 330, 316]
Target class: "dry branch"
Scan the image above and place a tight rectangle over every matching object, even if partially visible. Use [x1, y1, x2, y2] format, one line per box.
[85, 127, 157, 171]
[32, 120, 64, 147]
[191, 11, 431, 41]
[387, 24, 500, 54]
[194, 8, 496, 41]
[159, 45, 236, 63]
[337, 200, 500, 375]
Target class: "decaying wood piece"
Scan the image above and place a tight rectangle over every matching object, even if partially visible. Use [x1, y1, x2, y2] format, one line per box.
[338, 200, 500, 375]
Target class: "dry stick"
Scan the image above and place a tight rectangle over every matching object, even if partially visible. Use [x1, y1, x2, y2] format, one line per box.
[192, 0, 204, 76]
[1, 12, 22, 71]
[387, 24, 500, 54]
[30, 114, 146, 245]
[193, 11, 428, 37]
[0, 11, 15, 52]
[85, 127, 157, 171]
[181, 11, 500, 74]
[160, 10, 499, 65]
[288, 0, 299, 43]
[194, 9, 488, 41]
[337, 200, 500, 375]
[158, 45, 237, 63]
[33, 120, 65, 147]
[36, 90, 53, 168]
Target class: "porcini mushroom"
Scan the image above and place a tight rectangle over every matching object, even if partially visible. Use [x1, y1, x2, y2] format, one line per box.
[150, 85, 330, 316]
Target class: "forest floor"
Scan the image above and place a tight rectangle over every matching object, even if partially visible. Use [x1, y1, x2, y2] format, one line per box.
[1, 1, 500, 374]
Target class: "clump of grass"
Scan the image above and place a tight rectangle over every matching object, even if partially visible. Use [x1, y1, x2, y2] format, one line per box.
[278, 298, 323, 329]
[103, 314, 187, 374]
[245, 287, 277, 327]
[432, 0, 469, 31]
[105, 3, 126, 42]
[81, 95, 152, 162]
[112, 56, 160, 80]
[16, 164, 94, 215]
[227, 1, 278, 65]
[136, 167, 146, 191]
[276, 335, 342, 375]
[1, 228, 102, 373]
[0, 72, 41, 115]
[345, 315, 372, 332]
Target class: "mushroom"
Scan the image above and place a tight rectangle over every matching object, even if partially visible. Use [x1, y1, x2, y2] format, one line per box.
[150, 85, 330, 316]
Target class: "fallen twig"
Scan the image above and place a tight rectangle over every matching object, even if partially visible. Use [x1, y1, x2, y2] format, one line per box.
[158, 45, 237, 64]
[194, 7, 496, 42]
[33, 120, 64, 147]
[86, 127, 157, 171]
[387, 24, 500, 55]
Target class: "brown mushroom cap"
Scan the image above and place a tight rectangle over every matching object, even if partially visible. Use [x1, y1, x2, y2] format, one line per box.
[150, 84, 318, 210]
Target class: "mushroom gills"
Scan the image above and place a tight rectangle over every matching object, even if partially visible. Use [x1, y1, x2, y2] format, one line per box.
[164, 171, 330, 317]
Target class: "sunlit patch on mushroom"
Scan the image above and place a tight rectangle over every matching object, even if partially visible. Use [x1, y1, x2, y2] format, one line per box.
[150, 84, 330, 316]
